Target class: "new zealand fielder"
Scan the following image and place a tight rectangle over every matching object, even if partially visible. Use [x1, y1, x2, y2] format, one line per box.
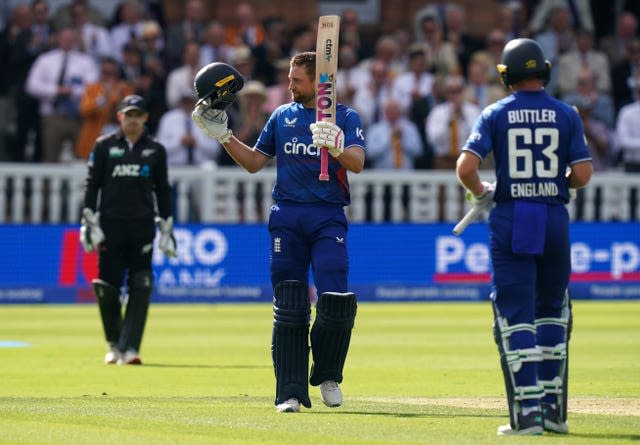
[456, 39, 593, 435]
[80, 95, 176, 365]
[192, 54, 366, 413]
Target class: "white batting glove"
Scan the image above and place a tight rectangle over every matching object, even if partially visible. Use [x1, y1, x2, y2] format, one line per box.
[155, 216, 177, 258]
[79, 208, 105, 253]
[192, 104, 233, 144]
[569, 188, 577, 201]
[310, 121, 344, 158]
[466, 181, 495, 213]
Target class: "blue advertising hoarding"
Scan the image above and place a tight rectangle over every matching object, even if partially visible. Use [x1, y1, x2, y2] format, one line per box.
[0, 223, 638, 303]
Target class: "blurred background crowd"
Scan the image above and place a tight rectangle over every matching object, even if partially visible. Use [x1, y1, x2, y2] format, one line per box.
[0, 0, 639, 175]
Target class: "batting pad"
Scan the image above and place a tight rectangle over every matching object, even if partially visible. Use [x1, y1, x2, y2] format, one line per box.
[272, 280, 312, 408]
[309, 292, 357, 386]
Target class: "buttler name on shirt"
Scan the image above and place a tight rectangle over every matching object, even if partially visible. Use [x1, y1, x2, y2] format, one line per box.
[507, 109, 556, 124]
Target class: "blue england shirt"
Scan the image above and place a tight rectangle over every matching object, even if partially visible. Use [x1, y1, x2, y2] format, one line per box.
[463, 90, 591, 205]
[255, 102, 365, 206]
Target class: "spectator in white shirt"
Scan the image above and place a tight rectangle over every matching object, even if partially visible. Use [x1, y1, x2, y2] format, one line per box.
[157, 91, 221, 220]
[426, 75, 480, 170]
[26, 26, 98, 162]
[556, 29, 611, 97]
[615, 72, 640, 220]
[366, 98, 424, 221]
[391, 43, 434, 113]
[352, 59, 394, 129]
[156, 91, 221, 166]
[166, 40, 201, 110]
[616, 72, 640, 172]
[366, 98, 423, 170]
[462, 59, 507, 110]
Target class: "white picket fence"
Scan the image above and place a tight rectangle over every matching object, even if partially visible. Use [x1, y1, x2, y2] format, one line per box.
[0, 162, 637, 223]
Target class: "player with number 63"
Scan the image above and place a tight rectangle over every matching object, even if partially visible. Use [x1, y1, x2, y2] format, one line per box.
[455, 38, 593, 436]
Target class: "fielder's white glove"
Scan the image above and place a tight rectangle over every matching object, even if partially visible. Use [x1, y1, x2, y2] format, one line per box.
[191, 104, 233, 144]
[155, 216, 177, 258]
[466, 181, 495, 213]
[310, 121, 344, 158]
[79, 208, 105, 253]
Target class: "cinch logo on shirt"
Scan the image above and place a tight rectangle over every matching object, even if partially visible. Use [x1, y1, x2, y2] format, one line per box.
[283, 138, 320, 156]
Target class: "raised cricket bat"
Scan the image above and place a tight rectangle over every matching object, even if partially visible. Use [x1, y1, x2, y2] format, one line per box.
[315, 15, 340, 181]
[452, 206, 483, 236]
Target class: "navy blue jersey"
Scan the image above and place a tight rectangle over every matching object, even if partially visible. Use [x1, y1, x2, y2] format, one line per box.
[255, 102, 365, 206]
[463, 90, 591, 205]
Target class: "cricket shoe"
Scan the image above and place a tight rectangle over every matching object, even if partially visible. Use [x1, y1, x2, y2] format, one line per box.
[276, 398, 300, 413]
[497, 411, 544, 436]
[542, 403, 569, 434]
[320, 380, 342, 407]
[104, 344, 120, 364]
[117, 349, 142, 365]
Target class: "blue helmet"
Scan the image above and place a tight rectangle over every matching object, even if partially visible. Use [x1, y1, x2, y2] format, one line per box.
[496, 38, 551, 87]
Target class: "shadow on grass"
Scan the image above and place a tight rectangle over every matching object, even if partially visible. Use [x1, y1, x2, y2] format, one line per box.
[312, 410, 504, 419]
[567, 433, 640, 441]
[141, 363, 270, 369]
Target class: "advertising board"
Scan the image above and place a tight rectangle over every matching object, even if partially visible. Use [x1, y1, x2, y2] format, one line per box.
[0, 223, 637, 303]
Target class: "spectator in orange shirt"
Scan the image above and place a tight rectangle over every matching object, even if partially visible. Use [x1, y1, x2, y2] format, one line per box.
[75, 57, 133, 159]
[224, 2, 264, 49]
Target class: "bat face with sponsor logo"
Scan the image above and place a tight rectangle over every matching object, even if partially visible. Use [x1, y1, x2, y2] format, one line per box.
[315, 15, 340, 181]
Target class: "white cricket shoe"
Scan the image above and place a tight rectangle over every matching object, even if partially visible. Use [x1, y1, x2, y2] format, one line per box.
[117, 349, 142, 365]
[276, 398, 300, 413]
[104, 345, 120, 364]
[320, 380, 343, 407]
[497, 411, 544, 436]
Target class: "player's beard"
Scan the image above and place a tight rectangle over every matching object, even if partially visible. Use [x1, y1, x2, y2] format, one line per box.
[293, 90, 314, 105]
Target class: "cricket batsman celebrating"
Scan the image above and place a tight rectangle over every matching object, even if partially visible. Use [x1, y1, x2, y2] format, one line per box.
[191, 54, 366, 412]
[456, 38, 592, 435]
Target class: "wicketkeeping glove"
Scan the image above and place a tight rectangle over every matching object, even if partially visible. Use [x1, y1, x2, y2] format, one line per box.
[79, 208, 105, 253]
[310, 121, 344, 158]
[155, 216, 177, 258]
[466, 181, 495, 213]
[191, 104, 233, 144]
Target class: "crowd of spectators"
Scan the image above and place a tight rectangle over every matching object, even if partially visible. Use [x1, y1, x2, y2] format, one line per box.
[0, 0, 639, 178]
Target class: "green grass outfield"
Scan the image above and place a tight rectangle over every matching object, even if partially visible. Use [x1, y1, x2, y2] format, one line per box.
[0, 301, 638, 445]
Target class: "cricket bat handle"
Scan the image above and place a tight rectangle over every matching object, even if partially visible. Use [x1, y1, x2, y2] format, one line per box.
[319, 147, 329, 181]
[452, 206, 482, 236]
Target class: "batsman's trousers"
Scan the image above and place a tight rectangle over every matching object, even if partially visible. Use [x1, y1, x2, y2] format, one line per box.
[268, 202, 349, 295]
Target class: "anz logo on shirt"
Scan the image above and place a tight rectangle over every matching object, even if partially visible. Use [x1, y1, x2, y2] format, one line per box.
[112, 164, 151, 177]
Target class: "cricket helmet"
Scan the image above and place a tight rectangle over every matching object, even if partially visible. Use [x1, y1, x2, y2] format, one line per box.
[193, 62, 244, 110]
[496, 38, 551, 87]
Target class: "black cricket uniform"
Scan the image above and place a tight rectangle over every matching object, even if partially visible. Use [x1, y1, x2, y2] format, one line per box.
[83, 128, 171, 354]
[84, 128, 171, 283]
